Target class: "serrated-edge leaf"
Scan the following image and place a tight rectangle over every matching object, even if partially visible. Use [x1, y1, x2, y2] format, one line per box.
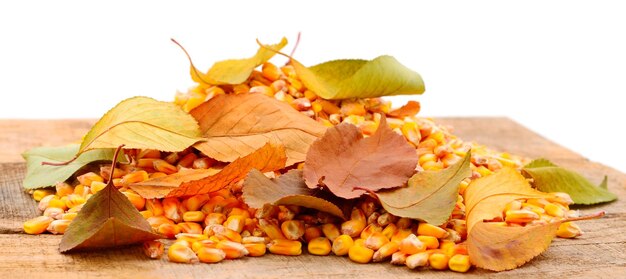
[21, 144, 115, 189]
[523, 159, 617, 205]
[79, 96, 202, 155]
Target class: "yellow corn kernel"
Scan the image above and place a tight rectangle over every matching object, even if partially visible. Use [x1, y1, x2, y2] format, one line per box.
[139, 210, 153, 219]
[89, 181, 107, 194]
[348, 244, 374, 264]
[137, 158, 158, 169]
[183, 195, 210, 212]
[77, 172, 104, 187]
[262, 62, 282, 81]
[240, 243, 265, 257]
[138, 149, 161, 159]
[158, 223, 181, 239]
[321, 223, 340, 242]
[390, 251, 409, 265]
[143, 240, 164, 259]
[267, 239, 302, 256]
[439, 240, 456, 257]
[307, 237, 331, 256]
[204, 213, 226, 227]
[429, 252, 450, 270]
[43, 207, 64, 220]
[504, 200, 523, 213]
[53, 182, 73, 198]
[206, 224, 242, 243]
[527, 198, 550, 207]
[191, 239, 218, 252]
[259, 219, 286, 240]
[23, 216, 53, 235]
[381, 223, 398, 240]
[121, 170, 150, 185]
[419, 153, 438, 166]
[364, 232, 389, 251]
[556, 222, 583, 238]
[177, 153, 198, 168]
[232, 83, 250, 95]
[177, 222, 203, 235]
[406, 252, 430, 269]
[396, 217, 413, 230]
[64, 194, 85, 209]
[377, 212, 398, 227]
[505, 209, 540, 223]
[100, 166, 127, 180]
[249, 85, 275, 96]
[372, 241, 399, 262]
[46, 219, 70, 234]
[146, 199, 164, 216]
[304, 226, 323, 243]
[182, 211, 206, 223]
[422, 160, 444, 171]
[216, 240, 249, 259]
[548, 192, 574, 206]
[163, 197, 182, 223]
[62, 212, 78, 221]
[417, 235, 439, 250]
[151, 159, 177, 175]
[448, 254, 471, 272]
[147, 216, 174, 230]
[521, 202, 546, 214]
[332, 234, 354, 256]
[176, 233, 208, 243]
[544, 203, 566, 218]
[32, 189, 55, 202]
[399, 234, 426, 255]
[205, 86, 225, 99]
[417, 223, 449, 239]
[354, 238, 365, 247]
[304, 90, 317, 101]
[167, 243, 198, 263]
[73, 184, 89, 197]
[48, 197, 68, 211]
[341, 220, 366, 238]
[112, 178, 124, 188]
[182, 91, 207, 112]
[122, 191, 146, 210]
[224, 215, 246, 233]
[242, 236, 267, 244]
[390, 228, 413, 244]
[197, 247, 226, 263]
[360, 223, 383, 240]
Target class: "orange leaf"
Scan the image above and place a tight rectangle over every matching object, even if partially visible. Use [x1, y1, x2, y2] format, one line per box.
[303, 116, 418, 199]
[59, 183, 162, 252]
[243, 169, 347, 219]
[191, 93, 326, 167]
[464, 168, 557, 271]
[130, 143, 287, 198]
[387, 100, 421, 118]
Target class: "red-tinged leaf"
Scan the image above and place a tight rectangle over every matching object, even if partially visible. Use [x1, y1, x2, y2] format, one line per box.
[303, 116, 418, 199]
[59, 183, 162, 252]
[387, 100, 421, 118]
[130, 143, 287, 198]
[242, 169, 347, 219]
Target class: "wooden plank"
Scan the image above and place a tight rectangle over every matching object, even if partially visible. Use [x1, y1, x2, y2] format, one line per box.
[0, 118, 624, 278]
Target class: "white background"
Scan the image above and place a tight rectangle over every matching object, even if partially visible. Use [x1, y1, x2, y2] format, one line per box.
[1, 1, 624, 173]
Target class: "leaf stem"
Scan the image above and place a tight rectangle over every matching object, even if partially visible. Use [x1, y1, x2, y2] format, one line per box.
[41, 155, 78, 166]
[564, 210, 606, 222]
[287, 32, 301, 65]
[107, 144, 125, 186]
[170, 38, 212, 85]
[352, 186, 379, 200]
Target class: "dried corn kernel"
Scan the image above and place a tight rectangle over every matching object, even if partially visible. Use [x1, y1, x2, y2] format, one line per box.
[321, 223, 341, 242]
[429, 252, 450, 270]
[308, 237, 332, 256]
[267, 239, 302, 256]
[143, 240, 164, 259]
[556, 222, 583, 238]
[197, 247, 226, 263]
[244, 243, 267, 257]
[372, 241, 399, 262]
[217, 240, 249, 259]
[46, 219, 71, 234]
[390, 251, 409, 265]
[348, 244, 374, 264]
[417, 235, 439, 250]
[406, 252, 430, 269]
[399, 234, 426, 255]
[167, 243, 198, 263]
[182, 211, 206, 223]
[449, 254, 471, 272]
[32, 189, 54, 202]
[417, 223, 449, 239]
[364, 232, 389, 251]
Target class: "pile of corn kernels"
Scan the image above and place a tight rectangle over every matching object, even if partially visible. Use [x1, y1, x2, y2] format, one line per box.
[23, 62, 583, 273]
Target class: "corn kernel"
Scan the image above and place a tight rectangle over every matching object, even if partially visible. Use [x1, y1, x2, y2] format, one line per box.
[182, 211, 206, 223]
[197, 247, 226, 263]
[48, 197, 68, 211]
[167, 243, 198, 263]
[399, 234, 426, 255]
[556, 222, 583, 238]
[43, 207, 64, 220]
[331, 234, 354, 256]
[90, 181, 107, 194]
[158, 223, 181, 239]
[204, 213, 226, 226]
[321, 223, 341, 242]
[146, 199, 164, 216]
[143, 240, 164, 259]
[206, 224, 242, 243]
[360, 223, 383, 240]
[372, 241, 399, 262]
[406, 252, 430, 269]
[505, 209, 540, 223]
[259, 219, 286, 240]
[216, 240, 248, 259]
[449, 254, 471, 272]
[267, 239, 302, 256]
[224, 215, 246, 233]
[175, 233, 208, 243]
[305, 237, 331, 256]
[304, 226, 323, 243]
[177, 222, 203, 235]
[417, 235, 439, 250]
[244, 243, 267, 257]
[348, 244, 374, 264]
[390, 251, 409, 265]
[24, 216, 53, 234]
[77, 172, 104, 187]
[147, 216, 174, 230]
[429, 252, 450, 270]
[417, 223, 449, 239]
[32, 189, 54, 202]
[139, 210, 153, 219]
[545, 203, 566, 218]
[163, 197, 182, 223]
[390, 228, 413, 244]
[62, 212, 78, 221]
[341, 220, 366, 238]
[122, 191, 146, 210]
[191, 239, 218, 252]
[364, 232, 389, 251]
[46, 219, 70, 234]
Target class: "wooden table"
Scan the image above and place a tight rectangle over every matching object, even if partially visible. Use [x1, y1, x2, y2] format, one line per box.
[0, 118, 624, 278]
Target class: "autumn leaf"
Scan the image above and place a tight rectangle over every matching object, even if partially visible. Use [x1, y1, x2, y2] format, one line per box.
[191, 93, 326, 166]
[464, 168, 557, 271]
[387, 101, 421, 118]
[180, 37, 288, 85]
[522, 159, 617, 205]
[283, 53, 425, 100]
[242, 169, 346, 219]
[60, 148, 162, 252]
[22, 144, 116, 189]
[131, 143, 287, 198]
[303, 116, 418, 199]
[80, 96, 202, 155]
[376, 151, 471, 225]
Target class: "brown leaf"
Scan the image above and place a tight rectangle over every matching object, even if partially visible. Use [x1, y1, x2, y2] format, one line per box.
[464, 168, 556, 271]
[387, 100, 421, 118]
[131, 143, 287, 198]
[242, 169, 346, 219]
[191, 93, 326, 167]
[303, 116, 418, 199]
[59, 182, 162, 252]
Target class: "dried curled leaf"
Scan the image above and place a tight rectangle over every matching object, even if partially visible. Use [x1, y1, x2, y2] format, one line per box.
[464, 168, 556, 271]
[523, 159, 617, 205]
[59, 182, 162, 252]
[131, 143, 287, 198]
[303, 116, 418, 199]
[387, 101, 421, 118]
[190, 37, 288, 85]
[377, 151, 471, 225]
[80, 96, 202, 155]
[22, 144, 115, 189]
[191, 93, 326, 166]
[286, 54, 425, 100]
[243, 169, 346, 219]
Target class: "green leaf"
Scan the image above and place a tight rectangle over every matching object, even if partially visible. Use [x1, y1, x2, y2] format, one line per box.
[59, 183, 162, 252]
[376, 151, 471, 226]
[22, 144, 115, 189]
[191, 37, 288, 85]
[522, 159, 617, 205]
[80, 96, 202, 155]
[289, 55, 425, 99]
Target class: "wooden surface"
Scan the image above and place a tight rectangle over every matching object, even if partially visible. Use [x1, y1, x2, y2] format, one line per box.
[0, 118, 624, 278]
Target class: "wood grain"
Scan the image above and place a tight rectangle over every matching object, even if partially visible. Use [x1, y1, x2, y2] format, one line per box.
[0, 118, 624, 278]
